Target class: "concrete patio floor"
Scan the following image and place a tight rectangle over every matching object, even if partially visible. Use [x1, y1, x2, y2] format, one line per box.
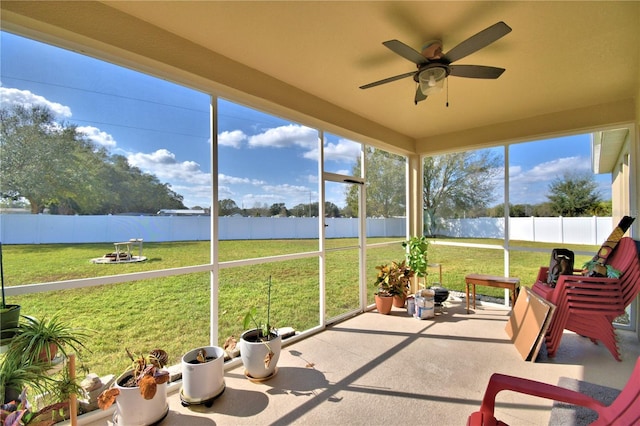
[81, 296, 640, 426]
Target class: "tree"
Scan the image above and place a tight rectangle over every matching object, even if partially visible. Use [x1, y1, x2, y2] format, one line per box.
[1, 104, 186, 214]
[218, 199, 240, 216]
[546, 172, 601, 217]
[0, 104, 101, 213]
[324, 201, 341, 218]
[289, 203, 308, 217]
[487, 203, 534, 217]
[423, 151, 500, 235]
[269, 203, 288, 217]
[346, 147, 405, 217]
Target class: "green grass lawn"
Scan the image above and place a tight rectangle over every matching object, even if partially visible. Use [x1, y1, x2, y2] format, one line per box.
[2, 238, 598, 377]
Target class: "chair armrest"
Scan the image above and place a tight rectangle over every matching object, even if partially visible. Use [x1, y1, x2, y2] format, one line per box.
[477, 373, 605, 418]
[536, 267, 549, 283]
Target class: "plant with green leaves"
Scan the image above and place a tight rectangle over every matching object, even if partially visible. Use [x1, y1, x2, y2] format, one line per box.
[8, 312, 91, 365]
[239, 276, 280, 376]
[582, 260, 622, 278]
[243, 276, 276, 342]
[402, 236, 430, 281]
[374, 260, 414, 297]
[0, 353, 54, 405]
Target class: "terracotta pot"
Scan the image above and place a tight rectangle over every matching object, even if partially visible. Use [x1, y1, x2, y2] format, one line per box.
[374, 294, 393, 314]
[38, 342, 58, 363]
[392, 294, 406, 308]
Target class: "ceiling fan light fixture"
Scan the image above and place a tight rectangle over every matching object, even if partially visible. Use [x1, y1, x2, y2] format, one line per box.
[418, 67, 446, 95]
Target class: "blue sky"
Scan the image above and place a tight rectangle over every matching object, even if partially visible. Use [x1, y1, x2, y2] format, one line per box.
[1, 31, 610, 210]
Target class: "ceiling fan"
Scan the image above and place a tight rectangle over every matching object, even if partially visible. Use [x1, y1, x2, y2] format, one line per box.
[360, 21, 512, 104]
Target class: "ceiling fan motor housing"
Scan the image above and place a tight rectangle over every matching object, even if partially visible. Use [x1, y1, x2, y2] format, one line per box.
[415, 64, 450, 95]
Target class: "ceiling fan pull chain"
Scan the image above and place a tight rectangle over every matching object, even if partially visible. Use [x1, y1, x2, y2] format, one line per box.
[446, 78, 449, 108]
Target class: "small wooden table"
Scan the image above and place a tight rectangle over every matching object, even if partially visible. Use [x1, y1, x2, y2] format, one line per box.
[113, 239, 143, 261]
[465, 273, 520, 313]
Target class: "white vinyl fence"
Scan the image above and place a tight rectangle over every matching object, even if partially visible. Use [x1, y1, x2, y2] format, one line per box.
[439, 216, 613, 245]
[0, 214, 613, 245]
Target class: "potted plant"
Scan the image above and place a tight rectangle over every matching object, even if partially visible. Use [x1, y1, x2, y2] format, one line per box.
[239, 276, 281, 380]
[7, 312, 91, 365]
[0, 351, 53, 405]
[390, 260, 413, 307]
[180, 345, 225, 407]
[402, 236, 430, 290]
[0, 241, 21, 348]
[373, 261, 413, 313]
[1, 315, 86, 421]
[98, 348, 170, 426]
[30, 355, 85, 424]
[402, 236, 449, 304]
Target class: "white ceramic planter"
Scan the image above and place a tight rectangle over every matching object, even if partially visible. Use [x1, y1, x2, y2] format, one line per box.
[181, 346, 225, 402]
[240, 329, 281, 379]
[113, 370, 168, 426]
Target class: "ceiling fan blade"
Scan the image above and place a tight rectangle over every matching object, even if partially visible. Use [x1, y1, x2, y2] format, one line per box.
[383, 40, 428, 65]
[443, 21, 511, 63]
[414, 86, 427, 104]
[359, 71, 416, 89]
[449, 65, 506, 79]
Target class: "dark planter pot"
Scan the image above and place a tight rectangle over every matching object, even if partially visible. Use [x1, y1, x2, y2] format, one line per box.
[3, 386, 21, 405]
[0, 304, 21, 346]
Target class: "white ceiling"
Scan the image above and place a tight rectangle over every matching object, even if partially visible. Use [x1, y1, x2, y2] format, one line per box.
[2, 1, 639, 155]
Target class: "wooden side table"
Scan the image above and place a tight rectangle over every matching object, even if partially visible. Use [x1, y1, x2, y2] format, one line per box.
[464, 273, 520, 313]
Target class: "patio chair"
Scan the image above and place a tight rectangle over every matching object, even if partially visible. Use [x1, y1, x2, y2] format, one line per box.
[531, 237, 640, 361]
[467, 356, 640, 426]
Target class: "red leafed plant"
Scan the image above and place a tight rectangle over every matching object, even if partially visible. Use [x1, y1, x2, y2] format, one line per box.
[97, 348, 170, 410]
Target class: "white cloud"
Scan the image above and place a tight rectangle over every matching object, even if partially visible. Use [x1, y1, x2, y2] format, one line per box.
[504, 156, 594, 205]
[218, 185, 235, 200]
[219, 173, 265, 186]
[77, 126, 117, 149]
[126, 149, 215, 208]
[303, 138, 361, 163]
[262, 183, 313, 197]
[333, 169, 351, 176]
[511, 156, 589, 185]
[218, 130, 246, 148]
[248, 124, 318, 149]
[323, 139, 361, 162]
[128, 149, 208, 183]
[0, 87, 72, 118]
